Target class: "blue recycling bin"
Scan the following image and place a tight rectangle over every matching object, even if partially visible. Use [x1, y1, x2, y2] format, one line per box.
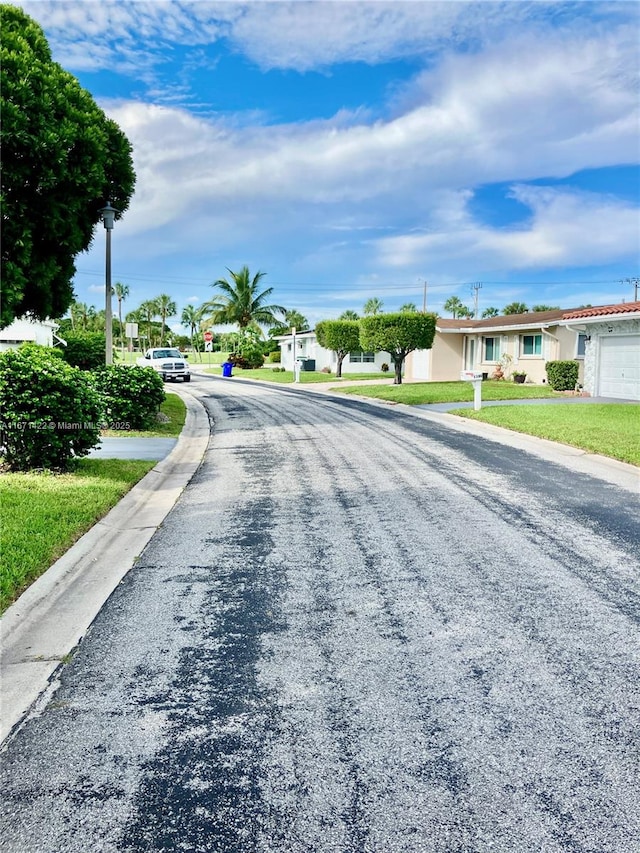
[222, 361, 233, 378]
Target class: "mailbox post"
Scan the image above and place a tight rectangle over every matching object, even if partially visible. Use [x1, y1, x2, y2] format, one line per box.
[461, 370, 483, 411]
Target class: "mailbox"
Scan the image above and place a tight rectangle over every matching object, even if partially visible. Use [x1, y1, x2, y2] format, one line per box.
[460, 370, 483, 381]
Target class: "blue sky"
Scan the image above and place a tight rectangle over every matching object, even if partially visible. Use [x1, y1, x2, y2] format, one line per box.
[17, 0, 640, 332]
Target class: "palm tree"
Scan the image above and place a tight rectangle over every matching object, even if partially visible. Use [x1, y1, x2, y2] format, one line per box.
[154, 294, 177, 345]
[181, 304, 206, 356]
[481, 307, 500, 319]
[443, 295, 472, 319]
[113, 282, 130, 347]
[139, 300, 159, 347]
[205, 266, 285, 330]
[363, 297, 384, 316]
[503, 302, 529, 315]
[70, 301, 96, 331]
[400, 302, 418, 312]
[339, 310, 359, 321]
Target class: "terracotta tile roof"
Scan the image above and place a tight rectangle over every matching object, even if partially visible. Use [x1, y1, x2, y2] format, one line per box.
[562, 302, 640, 320]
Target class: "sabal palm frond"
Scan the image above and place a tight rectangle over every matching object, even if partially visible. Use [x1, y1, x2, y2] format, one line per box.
[205, 266, 285, 330]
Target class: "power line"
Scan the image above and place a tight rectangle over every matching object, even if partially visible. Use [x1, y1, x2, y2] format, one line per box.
[74, 266, 629, 291]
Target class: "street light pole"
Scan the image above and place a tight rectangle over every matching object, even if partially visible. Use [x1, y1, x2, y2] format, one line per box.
[99, 201, 118, 365]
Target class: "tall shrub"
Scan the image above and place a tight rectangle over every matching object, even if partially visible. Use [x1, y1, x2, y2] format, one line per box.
[0, 346, 102, 470]
[546, 360, 579, 391]
[60, 332, 106, 370]
[92, 365, 165, 430]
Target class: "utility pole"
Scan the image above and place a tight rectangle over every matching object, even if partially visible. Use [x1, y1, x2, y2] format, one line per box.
[623, 277, 639, 301]
[471, 282, 483, 318]
[421, 279, 428, 312]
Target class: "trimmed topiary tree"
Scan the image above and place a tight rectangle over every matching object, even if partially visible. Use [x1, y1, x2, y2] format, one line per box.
[546, 360, 579, 391]
[92, 365, 165, 430]
[315, 320, 361, 377]
[359, 312, 437, 384]
[0, 345, 102, 470]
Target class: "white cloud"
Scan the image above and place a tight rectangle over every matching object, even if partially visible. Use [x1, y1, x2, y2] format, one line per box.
[103, 21, 637, 246]
[375, 185, 640, 272]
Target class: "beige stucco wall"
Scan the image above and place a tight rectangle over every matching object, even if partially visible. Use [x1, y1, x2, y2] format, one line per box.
[430, 334, 464, 381]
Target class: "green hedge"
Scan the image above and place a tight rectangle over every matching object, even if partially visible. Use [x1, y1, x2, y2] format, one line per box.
[92, 365, 165, 430]
[546, 360, 579, 391]
[60, 332, 106, 371]
[0, 346, 101, 470]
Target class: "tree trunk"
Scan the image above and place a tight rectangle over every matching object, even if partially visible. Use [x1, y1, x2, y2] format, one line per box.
[393, 358, 403, 384]
[336, 353, 345, 378]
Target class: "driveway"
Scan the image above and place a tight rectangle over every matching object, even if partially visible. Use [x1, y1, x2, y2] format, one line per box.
[1, 376, 638, 852]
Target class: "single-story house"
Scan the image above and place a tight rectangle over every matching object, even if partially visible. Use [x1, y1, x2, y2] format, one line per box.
[405, 307, 585, 385]
[0, 317, 64, 351]
[561, 302, 640, 400]
[277, 329, 390, 374]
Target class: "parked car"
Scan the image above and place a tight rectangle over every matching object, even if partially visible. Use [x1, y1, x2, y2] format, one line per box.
[136, 348, 191, 382]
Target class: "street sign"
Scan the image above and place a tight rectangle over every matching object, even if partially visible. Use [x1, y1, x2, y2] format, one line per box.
[203, 331, 213, 342]
[205, 341, 213, 352]
[125, 323, 138, 339]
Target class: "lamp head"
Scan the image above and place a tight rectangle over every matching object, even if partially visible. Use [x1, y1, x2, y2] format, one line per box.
[99, 201, 118, 231]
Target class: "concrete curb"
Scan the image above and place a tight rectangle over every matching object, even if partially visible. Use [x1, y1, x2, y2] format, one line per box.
[0, 387, 210, 745]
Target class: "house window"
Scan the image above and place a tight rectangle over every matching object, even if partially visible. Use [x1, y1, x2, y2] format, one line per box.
[521, 334, 542, 356]
[576, 333, 587, 358]
[483, 336, 500, 362]
[349, 351, 375, 363]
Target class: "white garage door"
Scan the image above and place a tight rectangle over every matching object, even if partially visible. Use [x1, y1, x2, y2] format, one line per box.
[598, 335, 640, 400]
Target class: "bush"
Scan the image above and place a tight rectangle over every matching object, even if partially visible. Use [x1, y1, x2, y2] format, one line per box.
[60, 332, 106, 370]
[546, 360, 579, 391]
[268, 350, 281, 363]
[0, 346, 102, 470]
[92, 365, 165, 430]
[381, 363, 389, 372]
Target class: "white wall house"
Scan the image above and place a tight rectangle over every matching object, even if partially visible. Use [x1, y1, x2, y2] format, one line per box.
[277, 330, 391, 374]
[561, 302, 640, 400]
[0, 317, 64, 351]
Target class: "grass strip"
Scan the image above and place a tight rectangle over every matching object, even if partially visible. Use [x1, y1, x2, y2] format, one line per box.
[102, 391, 187, 438]
[336, 380, 559, 405]
[455, 403, 640, 466]
[203, 367, 392, 384]
[0, 459, 155, 612]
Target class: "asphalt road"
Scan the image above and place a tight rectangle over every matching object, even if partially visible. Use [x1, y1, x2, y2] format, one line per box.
[1, 376, 639, 853]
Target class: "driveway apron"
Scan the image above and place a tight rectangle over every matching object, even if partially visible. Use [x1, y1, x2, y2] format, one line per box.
[1, 376, 638, 853]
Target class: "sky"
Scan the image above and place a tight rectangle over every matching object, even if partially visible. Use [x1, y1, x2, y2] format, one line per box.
[15, 0, 640, 333]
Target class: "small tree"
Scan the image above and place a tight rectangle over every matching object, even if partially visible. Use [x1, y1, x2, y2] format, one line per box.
[360, 312, 436, 385]
[315, 320, 361, 378]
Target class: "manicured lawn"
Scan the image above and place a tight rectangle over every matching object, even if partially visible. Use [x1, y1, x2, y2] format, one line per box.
[101, 391, 186, 437]
[336, 380, 559, 405]
[456, 404, 640, 465]
[204, 367, 392, 384]
[0, 459, 156, 611]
